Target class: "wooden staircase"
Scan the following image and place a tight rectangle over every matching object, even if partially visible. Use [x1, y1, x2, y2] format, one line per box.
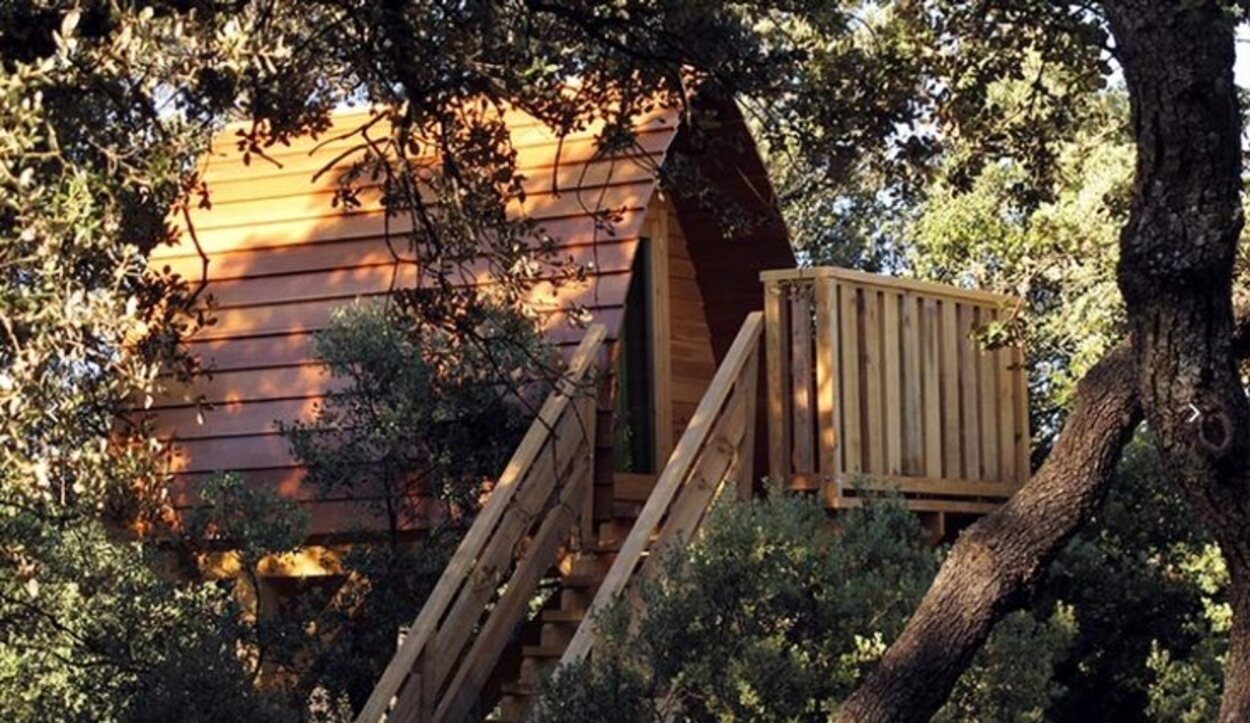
[491, 541, 616, 721]
[355, 267, 1035, 723]
[357, 312, 764, 723]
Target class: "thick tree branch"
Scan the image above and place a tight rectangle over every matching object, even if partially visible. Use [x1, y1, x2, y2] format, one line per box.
[837, 307, 1250, 723]
[840, 3, 1250, 719]
[1102, 3, 1250, 719]
[836, 340, 1139, 722]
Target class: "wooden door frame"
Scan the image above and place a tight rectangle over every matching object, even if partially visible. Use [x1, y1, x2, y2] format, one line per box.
[644, 204, 674, 471]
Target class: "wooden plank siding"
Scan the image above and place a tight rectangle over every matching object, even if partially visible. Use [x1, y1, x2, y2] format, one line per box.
[148, 105, 683, 533]
[147, 97, 795, 537]
[607, 195, 720, 505]
[761, 267, 1030, 515]
[658, 197, 718, 447]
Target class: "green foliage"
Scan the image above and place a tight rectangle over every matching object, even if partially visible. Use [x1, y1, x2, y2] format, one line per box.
[535, 491, 1073, 722]
[267, 301, 550, 712]
[765, 2, 1110, 272]
[1143, 548, 1228, 723]
[282, 302, 547, 528]
[0, 510, 291, 722]
[936, 606, 1077, 723]
[1027, 438, 1230, 722]
[907, 88, 1133, 436]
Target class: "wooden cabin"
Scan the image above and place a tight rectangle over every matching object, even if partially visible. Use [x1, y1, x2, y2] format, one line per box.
[149, 97, 792, 538]
[149, 94, 1029, 722]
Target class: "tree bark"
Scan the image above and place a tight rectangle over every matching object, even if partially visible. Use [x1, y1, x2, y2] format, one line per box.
[835, 343, 1141, 723]
[1102, 3, 1250, 719]
[836, 307, 1250, 723]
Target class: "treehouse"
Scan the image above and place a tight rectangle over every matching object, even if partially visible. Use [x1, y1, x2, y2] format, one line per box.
[148, 94, 1029, 722]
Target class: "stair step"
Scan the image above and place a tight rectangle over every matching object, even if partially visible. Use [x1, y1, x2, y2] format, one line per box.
[490, 694, 530, 723]
[612, 500, 644, 518]
[584, 539, 621, 554]
[560, 573, 601, 589]
[541, 608, 585, 623]
[500, 681, 535, 697]
[522, 644, 566, 658]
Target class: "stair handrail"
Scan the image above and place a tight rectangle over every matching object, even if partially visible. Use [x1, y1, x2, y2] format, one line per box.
[560, 311, 763, 666]
[356, 324, 606, 723]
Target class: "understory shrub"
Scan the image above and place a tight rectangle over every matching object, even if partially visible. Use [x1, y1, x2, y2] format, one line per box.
[1040, 437, 1228, 722]
[534, 491, 1075, 722]
[168, 300, 555, 718]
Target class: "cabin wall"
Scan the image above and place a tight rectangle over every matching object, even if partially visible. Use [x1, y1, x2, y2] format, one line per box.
[602, 196, 719, 514]
[149, 108, 680, 537]
[664, 199, 718, 445]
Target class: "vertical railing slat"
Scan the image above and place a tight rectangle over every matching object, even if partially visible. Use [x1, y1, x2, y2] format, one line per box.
[814, 277, 840, 489]
[978, 308, 1001, 483]
[840, 283, 863, 475]
[940, 300, 961, 479]
[738, 342, 761, 500]
[901, 292, 923, 476]
[862, 289, 884, 474]
[791, 291, 815, 474]
[1014, 342, 1031, 485]
[996, 313, 1018, 485]
[921, 297, 943, 479]
[764, 281, 791, 485]
[957, 304, 981, 481]
[882, 291, 902, 476]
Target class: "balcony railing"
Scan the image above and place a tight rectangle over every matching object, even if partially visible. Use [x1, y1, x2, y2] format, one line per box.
[762, 267, 1029, 514]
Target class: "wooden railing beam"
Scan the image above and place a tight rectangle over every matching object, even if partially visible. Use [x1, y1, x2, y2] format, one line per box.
[356, 325, 605, 723]
[764, 282, 791, 485]
[560, 312, 763, 667]
[434, 433, 595, 723]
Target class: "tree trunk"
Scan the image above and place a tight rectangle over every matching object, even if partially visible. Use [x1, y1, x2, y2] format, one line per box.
[835, 343, 1141, 722]
[1101, 3, 1250, 719]
[838, 4, 1250, 720]
[837, 307, 1250, 722]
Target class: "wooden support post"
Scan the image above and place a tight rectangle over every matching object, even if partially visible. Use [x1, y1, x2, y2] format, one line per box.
[978, 309, 1001, 483]
[738, 343, 760, 501]
[996, 314, 1018, 485]
[957, 304, 981, 482]
[862, 289, 884, 474]
[882, 291, 902, 476]
[579, 392, 598, 543]
[922, 297, 943, 479]
[840, 283, 862, 476]
[763, 280, 791, 485]
[814, 277, 840, 491]
[901, 293, 923, 476]
[648, 213, 673, 471]
[420, 648, 436, 722]
[1013, 342, 1031, 486]
[940, 300, 961, 480]
[791, 290, 814, 473]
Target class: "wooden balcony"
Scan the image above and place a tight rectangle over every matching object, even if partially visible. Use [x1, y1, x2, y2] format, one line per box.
[761, 267, 1029, 517]
[360, 271, 1032, 722]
